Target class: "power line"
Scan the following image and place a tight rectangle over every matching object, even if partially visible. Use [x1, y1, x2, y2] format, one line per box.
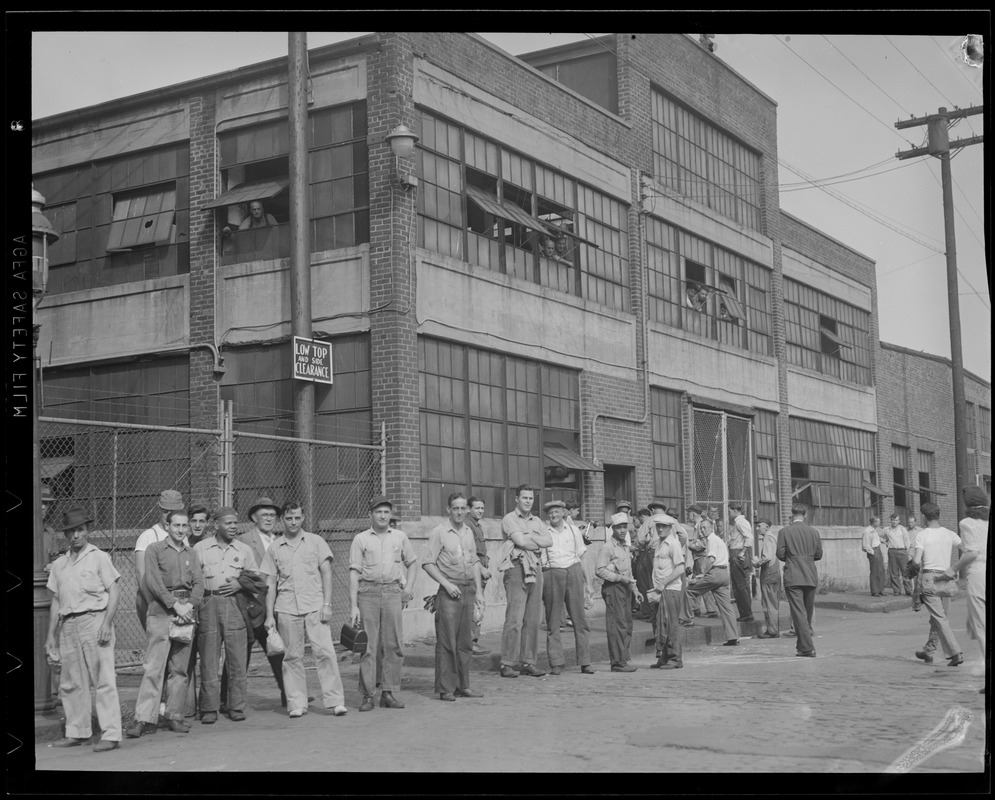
[779, 161, 919, 192]
[819, 35, 912, 118]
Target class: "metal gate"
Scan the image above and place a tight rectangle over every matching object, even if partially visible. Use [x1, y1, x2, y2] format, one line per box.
[691, 408, 754, 527]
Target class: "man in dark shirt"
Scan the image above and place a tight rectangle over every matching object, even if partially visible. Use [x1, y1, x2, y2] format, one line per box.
[776, 503, 823, 658]
[465, 496, 491, 655]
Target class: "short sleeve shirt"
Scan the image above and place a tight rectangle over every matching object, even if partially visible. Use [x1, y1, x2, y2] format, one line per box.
[728, 515, 753, 551]
[706, 533, 730, 567]
[349, 528, 417, 583]
[260, 531, 333, 615]
[47, 543, 120, 616]
[194, 536, 259, 592]
[135, 523, 168, 553]
[426, 522, 479, 582]
[917, 526, 961, 571]
[652, 535, 685, 591]
[546, 522, 587, 569]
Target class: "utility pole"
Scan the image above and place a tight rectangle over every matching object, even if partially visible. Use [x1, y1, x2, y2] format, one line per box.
[895, 104, 983, 520]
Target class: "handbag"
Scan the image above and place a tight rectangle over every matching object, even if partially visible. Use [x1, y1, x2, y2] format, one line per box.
[168, 619, 195, 644]
[266, 627, 286, 656]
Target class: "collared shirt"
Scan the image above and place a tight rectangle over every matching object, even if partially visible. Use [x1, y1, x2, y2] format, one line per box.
[958, 517, 988, 582]
[595, 537, 634, 583]
[194, 535, 258, 592]
[757, 529, 780, 570]
[705, 533, 730, 567]
[652, 534, 685, 591]
[260, 531, 333, 616]
[501, 509, 545, 543]
[727, 514, 753, 551]
[144, 537, 204, 613]
[546, 521, 587, 569]
[46, 543, 120, 616]
[349, 527, 416, 584]
[426, 522, 479, 582]
[135, 522, 187, 553]
[254, 529, 276, 553]
[861, 526, 882, 553]
[881, 524, 911, 550]
[916, 526, 961, 571]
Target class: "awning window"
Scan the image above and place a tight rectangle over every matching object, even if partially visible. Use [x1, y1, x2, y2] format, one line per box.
[543, 443, 603, 472]
[791, 479, 830, 497]
[862, 479, 892, 497]
[467, 186, 597, 248]
[202, 179, 289, 211]
[718, 291, 746, 322]
[106, 186, 176, 251]
[819, 326, 851, 350]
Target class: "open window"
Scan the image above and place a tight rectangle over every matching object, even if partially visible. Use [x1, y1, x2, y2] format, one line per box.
[685, 260, 709, 311]
[819, 315, 850, 358]
[105, 184, 176, 252]
[717, 273, 745, 322]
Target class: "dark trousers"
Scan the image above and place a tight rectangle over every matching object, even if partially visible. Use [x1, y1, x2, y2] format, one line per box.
[655, 589, 683, 664]
[542, 562, 591, 667]
[729, 548, 753, 619]
[759, 566, 782, 634]
[601, 580, 633, 667]
[222, 621, 285, 705]
[887, 549, 913, 595]
[867, 550, 886, 595]
[198, 595, 248, 714]
[434, 583, 475, 695]
[785, 584, 816, 654]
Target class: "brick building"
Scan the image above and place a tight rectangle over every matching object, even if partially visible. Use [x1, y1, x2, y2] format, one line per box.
[32, 33, 988, 602]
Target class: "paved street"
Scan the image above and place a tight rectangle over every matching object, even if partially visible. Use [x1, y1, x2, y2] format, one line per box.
[25, 594, 987, 782]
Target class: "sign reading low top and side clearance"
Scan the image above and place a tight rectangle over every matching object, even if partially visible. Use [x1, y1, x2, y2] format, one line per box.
[293, 336, 333, 384]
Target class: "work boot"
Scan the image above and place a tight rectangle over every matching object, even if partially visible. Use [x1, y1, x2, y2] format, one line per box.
[359, 695, 375, 712]
[379, 692, 404, 709]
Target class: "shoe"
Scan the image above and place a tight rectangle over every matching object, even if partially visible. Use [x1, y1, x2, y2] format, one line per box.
[92, 740, 120, 752]
[454, 688, 483, 698]
[439, 693, 456, 702]
[736, 616, 755, 622]
[520, 664, 547, 677]
[229, 710, 246, 722]
[948, 653, 964, 667]
[757, 631, 779, 639]
[662, 662, 684, 669]
[52, 737, 87, 748]
[611, 664, 637, 672]
[499, 665, 519, 678]
[125, 722, 156, 739]
[796, 650, 816, 658]
[472, 644, 491, 655]
[288, 708, 307, 718]
[549, 665, 563, 676]
[201, 711, 218, 725]
[693, 610, 703, 617]
[785, 630, 797, 637]
[359, 696, 375, 712]
[379, 692, 405, 709]
[565, 618, 574, 627]
[704, 612, 718, 618]
[165, 719, 190, 733]
[221, 702, 231, 714]
[581, 665, 595, 674]
[650, 657, 667, 669]
[332, 705, 348, 716]
[722, 639, 739, 646]
[680, 621, 695, 628]
[915, 650, 934, 664]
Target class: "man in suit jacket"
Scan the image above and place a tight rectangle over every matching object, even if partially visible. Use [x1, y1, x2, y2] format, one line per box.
[776, 503, 823, 658]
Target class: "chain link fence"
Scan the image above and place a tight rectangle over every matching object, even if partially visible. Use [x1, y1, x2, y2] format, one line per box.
[691, 408, 754, 535]
[40, 417, 384, 666]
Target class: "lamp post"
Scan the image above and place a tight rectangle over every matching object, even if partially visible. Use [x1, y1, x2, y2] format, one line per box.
[32, 186, 59, 716]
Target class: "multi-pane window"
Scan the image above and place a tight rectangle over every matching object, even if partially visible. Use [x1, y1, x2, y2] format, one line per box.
[651, 89, 762, 232]
[650, 388, 684, 512]
[966, 401, 977, 450]
[789, 418, 875, 526]
[34, 144, 191, 294]
[978, 405, 990, 452]
[784, 278, 872, 385]
[213, 102, 369, 264]
[753, 409, 778, 520]
[418, 110, 629, 311]
[917, 450, 935, 505]
[891, 444, 909, 514]
[645, 216, 771, 353]
[419, 337, 581, 517]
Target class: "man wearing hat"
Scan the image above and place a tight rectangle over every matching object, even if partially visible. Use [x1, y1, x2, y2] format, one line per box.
[134, 489, 187, 631]
[752, 518, 782, 638]
[233, 496, 287, 707]
[45, 509, 123, 751]
[541, 499, 594, 675]
[596, 513, 644, 671]
[348, 495, 418, 711]
[649, 512, 685, 669]
[633, 501, 667, 621]
[613, 500, 634, 548]
[193, 507, 258, 724]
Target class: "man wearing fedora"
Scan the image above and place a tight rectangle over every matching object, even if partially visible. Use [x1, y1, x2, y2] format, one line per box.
[262, 500, 348, 718]
[45, 508, 123, 751]
[348, 495, 419, 711]
[596, 512, 645, 672]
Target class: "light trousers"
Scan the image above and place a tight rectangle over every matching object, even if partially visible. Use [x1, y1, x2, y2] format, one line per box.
[58, 610, 122, 741]
[134, 613, 192, 723]
[356, 582, 404, 695]
[278, 610, 345, 712]
[501, 563, 544, 667]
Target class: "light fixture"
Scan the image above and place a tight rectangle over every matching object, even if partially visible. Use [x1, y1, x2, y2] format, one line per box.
[385, 124, 420, 189]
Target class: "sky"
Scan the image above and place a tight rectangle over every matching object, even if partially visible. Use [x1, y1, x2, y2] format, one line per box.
[25, 25, 990, 382]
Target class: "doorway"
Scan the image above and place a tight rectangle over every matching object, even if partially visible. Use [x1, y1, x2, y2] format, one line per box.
[602, 464, 635, 521]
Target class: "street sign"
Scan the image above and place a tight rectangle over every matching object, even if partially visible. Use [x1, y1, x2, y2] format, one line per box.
[292, 336, 333, 384]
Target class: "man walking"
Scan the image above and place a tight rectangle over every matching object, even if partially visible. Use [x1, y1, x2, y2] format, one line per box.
[541, 500, 594, 675]
[753, 517, 782, 638]
[861, 515, 886, 596]
[882, 513, 913, 596]
[127, 510, 203, 737]
[194, 507, 258, 724]
[497, 485, 552, 678]
[649, 512, 685, 669]
[727, 503, 755, 622]
[45, 509, 123, 751]
[776, 503, 822, 658]
[465, 496, 492, 656]
[423, 492, 485, 701]
[595, 513, 644, 672]
[262, 501, 348, 718]
[686, 518, 740, 646]
[911, 502, 963, 667]
[348, 496, 419, 711]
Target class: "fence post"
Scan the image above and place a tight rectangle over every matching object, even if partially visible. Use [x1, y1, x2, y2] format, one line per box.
[221, 400, 234, 507]
[112, 429, 118, 550]
[380, 421, 387, 495]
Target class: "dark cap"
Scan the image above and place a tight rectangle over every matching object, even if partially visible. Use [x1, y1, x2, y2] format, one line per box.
[248, 497, 280, 519]
[41, 484, 55, 503]
[369, 495, 393, 511]
[647, 499, 668, 511]
[215, 506, 239, 520]
[615, 500, 632, 510]
[56, 508, 93, 531]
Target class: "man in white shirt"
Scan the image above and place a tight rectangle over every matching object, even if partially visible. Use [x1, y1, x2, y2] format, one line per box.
[726, 504, 755, 622]
[861, 516, 886, 597]
[911, 502, 963, 667]
[882, 513, 913, 596]
[649, 513, 685, 669]
[540, 500, 593, 675]
[686, 519, 740, 646]
[134, 490, 186, 630]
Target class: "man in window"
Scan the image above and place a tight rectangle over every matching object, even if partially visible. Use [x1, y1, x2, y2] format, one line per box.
[223, 200, 277, 237]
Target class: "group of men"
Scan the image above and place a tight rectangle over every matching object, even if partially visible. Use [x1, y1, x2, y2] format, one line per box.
[861, 512, 917, 597]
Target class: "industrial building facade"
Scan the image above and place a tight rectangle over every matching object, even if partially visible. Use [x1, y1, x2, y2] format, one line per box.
[33, 33, 989, 581]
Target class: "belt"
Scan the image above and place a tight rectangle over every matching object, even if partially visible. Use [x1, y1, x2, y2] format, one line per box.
[203, 589, 230, 597]
[61, 609, 97, 620]
[360, 580, 400, 586]
[922, 569, 946, 574]
[172, 589, 192, 598]
[442, 579, 475, 587]
[711, 565, 728, 569]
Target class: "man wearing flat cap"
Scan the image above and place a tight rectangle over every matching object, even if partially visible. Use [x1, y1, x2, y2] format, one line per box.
[45, 509, 123, 751]
[542, 499, 594, 675]
[596, 512, 644, 672]
[649, 513, 685, 669]
[348, 495, 418, 711]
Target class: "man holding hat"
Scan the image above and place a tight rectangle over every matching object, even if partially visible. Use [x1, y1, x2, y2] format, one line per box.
[45, 509, 123, 751]
[649, 512, 685, 669]
[348, 495, 418, 711]
[194, 507, 258, 724]
[134, 489, 187, 631]
[596, 513, 644, 671]
[542, 499, 594, 675]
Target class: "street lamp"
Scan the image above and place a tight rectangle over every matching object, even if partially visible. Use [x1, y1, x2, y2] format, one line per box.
[32, 185, 59, 717]
[385, 124, 419, 190]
